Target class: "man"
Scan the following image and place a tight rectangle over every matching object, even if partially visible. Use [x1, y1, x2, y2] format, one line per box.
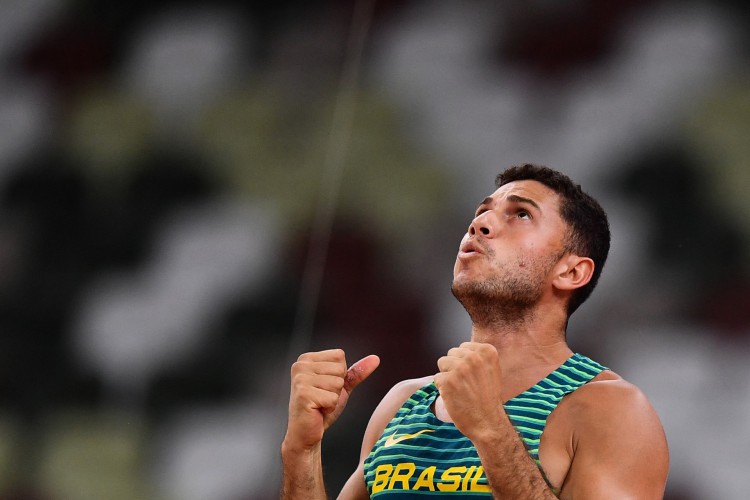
[281, 164, 669, 498]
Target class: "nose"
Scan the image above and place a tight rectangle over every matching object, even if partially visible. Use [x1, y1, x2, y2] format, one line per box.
[468, 213, 493, 237]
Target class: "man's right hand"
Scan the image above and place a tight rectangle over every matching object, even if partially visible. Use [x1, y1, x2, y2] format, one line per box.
[284, 349, 380, 451]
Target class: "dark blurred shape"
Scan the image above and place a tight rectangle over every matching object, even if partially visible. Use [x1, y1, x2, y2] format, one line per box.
[611, 142, 747, 312]
[19, 19, 116, 105]
[0, 147, 217, 418]
[145, 281, 298, 419]
[0, 490, 53, 500]
[0, 150, 97, 417]
[663, 484, 699, 500]
[121, 150, 217, 257]
[493, 0, 655, 81]
[699, 279, 750, 338]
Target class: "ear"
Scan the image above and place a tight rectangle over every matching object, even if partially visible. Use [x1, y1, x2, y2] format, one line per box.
[552, 255, 595, 292]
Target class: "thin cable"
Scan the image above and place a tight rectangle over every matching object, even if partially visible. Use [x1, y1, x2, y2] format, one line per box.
[287, 0, 376, 362]
[272, 3, 375, 486]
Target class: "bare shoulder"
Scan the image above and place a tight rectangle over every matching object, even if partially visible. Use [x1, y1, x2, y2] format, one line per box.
[368, 375, 434, 427]
[358, 375, 434, 460]
[383, 375, 435, 404]
[560, 369, 666, 442]
[554, 370, 669, 499]
[564, 369, 658, 419]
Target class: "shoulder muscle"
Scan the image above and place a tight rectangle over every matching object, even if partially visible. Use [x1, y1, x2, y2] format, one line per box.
[358, 375, 433, 461]
[559, 376, 669, 499]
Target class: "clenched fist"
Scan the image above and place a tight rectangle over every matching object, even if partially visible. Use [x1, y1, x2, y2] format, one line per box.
[434, 342, 504, 441]
[284, 349, 380, 452]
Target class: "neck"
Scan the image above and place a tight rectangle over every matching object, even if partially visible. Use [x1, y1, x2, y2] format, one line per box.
[471, 299, 569, 346]
[468, 305, 573, 401]
[470, 325, 572, 361]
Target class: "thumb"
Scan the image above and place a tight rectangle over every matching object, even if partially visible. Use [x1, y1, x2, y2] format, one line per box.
[344, 354, 380, 394]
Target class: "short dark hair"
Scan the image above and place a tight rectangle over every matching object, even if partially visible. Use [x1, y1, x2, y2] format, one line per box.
[496, 163, 610, 316]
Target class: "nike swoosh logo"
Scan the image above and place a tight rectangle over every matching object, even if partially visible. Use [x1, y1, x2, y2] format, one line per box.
[383, 429, 434, 447]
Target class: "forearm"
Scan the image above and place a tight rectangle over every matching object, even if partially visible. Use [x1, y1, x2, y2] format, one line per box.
[473, 417, 558, 499]
[280, 440, 328, 500]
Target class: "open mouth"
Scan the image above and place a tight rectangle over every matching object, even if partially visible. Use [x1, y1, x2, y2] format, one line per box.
[460, 241, 483, 256]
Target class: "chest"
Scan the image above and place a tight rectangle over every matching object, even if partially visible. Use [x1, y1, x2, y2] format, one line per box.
[364, 415, 491, 496]
[364, 387, 565, 497]
[363, 355, 604, 497]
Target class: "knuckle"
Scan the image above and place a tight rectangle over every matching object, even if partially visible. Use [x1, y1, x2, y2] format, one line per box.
[291, 372, 309, 388]
[297, 351, 314, 362]
[479, 343, 494, 353]
[475, 343, 496, 360]
[327, 348, 345, 362]
[291, 359, 311, 376]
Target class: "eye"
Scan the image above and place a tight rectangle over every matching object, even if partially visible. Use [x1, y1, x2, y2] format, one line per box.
[517, 210, 531, 220]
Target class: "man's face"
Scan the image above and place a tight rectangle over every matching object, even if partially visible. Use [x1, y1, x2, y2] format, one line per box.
[451, 180, 569, 322]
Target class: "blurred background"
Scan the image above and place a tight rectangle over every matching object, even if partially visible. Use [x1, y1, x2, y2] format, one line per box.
[0, 0, 748, 498]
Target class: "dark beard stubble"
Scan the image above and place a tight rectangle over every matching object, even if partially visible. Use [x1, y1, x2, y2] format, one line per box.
[451, 252, 562, 328]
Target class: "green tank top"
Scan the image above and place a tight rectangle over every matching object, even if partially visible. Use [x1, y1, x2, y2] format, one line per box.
[362, 353, 606, 497]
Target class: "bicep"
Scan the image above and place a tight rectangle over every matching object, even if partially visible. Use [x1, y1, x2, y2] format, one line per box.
[560, 382, 669, 499]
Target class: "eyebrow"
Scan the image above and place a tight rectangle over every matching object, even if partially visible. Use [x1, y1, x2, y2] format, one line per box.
[506, 194, 541, 212]
[476, 194, 542, 213]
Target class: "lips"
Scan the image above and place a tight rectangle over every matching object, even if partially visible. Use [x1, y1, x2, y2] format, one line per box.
[460, 240, 484, 256]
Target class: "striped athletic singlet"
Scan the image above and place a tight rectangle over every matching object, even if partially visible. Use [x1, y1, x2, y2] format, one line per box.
[363, 353, 606, 498]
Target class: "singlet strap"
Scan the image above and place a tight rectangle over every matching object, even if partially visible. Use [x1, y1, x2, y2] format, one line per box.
[505, 353, 607, 464]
